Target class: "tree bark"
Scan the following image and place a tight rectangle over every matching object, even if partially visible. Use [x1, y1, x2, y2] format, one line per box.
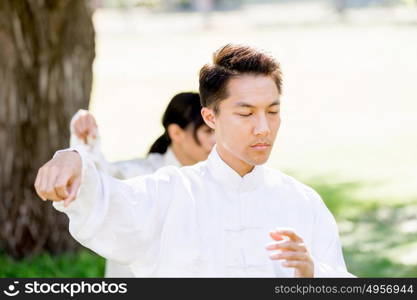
[0, 0, 95, 258]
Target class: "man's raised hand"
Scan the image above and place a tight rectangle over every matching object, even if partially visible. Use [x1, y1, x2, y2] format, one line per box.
[266, 228, 314, 277]
[34, 151, 82, 207]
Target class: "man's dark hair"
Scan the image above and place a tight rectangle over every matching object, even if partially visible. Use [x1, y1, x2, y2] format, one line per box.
[199, 44, 283, 113]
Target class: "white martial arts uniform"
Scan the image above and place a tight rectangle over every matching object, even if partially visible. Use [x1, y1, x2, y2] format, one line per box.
[53, 144, 353, 277]
[69, 110, 181, 277]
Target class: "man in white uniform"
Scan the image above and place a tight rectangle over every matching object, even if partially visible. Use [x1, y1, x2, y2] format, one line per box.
[35, 44, 353, 277]
[69, 92, 215, 277]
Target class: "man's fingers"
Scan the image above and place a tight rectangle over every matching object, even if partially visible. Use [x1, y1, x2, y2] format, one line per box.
[269, 251, 308, 261]
[63, 193, 75, 208]
[35, 151, 81, 204]
[55, 174, 70, 199]
[269, 231, 285, 241]
[38, 167, 50, 201]
[34, 168, 42, 195]
[63, 177, 81, 207]
[281, 261, 309, 269]
[273, 229, 303, 243]
[44, 167, 61, 201]
[34, 168, 46, 200]
[265, 241, 306, 252]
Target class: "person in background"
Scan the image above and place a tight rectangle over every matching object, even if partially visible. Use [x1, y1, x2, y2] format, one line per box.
[69, 92, 215, 277]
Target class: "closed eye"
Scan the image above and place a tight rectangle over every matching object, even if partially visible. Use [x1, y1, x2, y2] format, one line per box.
[236, 113, 252, 117]
[268, 111, 279, 115]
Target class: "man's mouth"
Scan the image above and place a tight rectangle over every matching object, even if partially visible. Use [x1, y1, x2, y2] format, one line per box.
[250, 142, 270, 150]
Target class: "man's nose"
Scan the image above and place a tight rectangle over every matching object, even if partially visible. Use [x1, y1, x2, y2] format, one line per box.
[253, 114, 271, 136]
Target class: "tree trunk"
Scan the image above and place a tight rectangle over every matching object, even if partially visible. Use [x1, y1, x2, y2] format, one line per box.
[0, 0, 95, 258]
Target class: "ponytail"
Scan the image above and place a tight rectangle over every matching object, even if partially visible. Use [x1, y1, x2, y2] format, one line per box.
[148, 132, 171, 154]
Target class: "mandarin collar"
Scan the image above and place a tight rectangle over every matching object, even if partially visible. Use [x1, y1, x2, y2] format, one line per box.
[206, 146, 265, 193]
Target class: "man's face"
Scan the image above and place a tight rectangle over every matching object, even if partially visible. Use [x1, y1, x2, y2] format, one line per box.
[204, 74, 280, 170]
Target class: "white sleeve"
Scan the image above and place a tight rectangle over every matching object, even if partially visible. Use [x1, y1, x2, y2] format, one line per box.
[52, 146, 174, 266]
[69, 109, 124, 178]
[307, 189, 355, 278]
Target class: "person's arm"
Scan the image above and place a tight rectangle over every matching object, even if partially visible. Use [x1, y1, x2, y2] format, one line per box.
[307, 188, 355, 277]
[35, 147, 174, 265]
[69, 109, 125, 179]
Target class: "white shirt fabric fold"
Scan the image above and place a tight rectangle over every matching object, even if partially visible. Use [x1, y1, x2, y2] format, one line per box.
[53, 145, 353, 277]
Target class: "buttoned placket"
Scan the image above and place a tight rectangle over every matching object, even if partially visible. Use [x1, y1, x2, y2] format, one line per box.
[224, 185, 244, 276]
[226, 180, 255, 275]
[206, 147, 266, 275]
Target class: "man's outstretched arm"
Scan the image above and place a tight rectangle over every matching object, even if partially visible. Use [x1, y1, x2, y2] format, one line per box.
[34, 148, 171, 266]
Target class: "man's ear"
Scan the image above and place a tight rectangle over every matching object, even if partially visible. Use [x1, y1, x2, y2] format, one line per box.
[167, 124, 184, 143]
[201, 107, 216, 130]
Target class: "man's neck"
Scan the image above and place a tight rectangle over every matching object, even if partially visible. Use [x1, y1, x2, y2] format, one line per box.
[216, 144, 254, 177]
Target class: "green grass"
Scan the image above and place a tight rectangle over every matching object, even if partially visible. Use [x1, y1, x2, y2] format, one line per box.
[311, 180, 417, 277]
[0, 249, 104, 278]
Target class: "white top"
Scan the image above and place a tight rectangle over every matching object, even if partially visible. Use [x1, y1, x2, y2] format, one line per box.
[69, 110, 181, 277]
[53, 146, 353, 277]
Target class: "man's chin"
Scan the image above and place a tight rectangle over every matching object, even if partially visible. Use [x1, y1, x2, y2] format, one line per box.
[246, 155, 270, 166]
[246, 148, 271, 165]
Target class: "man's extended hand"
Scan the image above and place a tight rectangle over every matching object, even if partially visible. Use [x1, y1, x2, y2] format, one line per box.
[266, 228, 314, 277]
[72, 110, 98, 144]
[34, 151, 82, 207]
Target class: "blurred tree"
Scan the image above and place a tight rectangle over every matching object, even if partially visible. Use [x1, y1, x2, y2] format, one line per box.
[0, 0, 95, 258]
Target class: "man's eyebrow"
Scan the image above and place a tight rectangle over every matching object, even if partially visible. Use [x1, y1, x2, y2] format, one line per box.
[235, 102, 254, 108]
[269, 100, 280, 107]
[234, 100, 280, 108]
